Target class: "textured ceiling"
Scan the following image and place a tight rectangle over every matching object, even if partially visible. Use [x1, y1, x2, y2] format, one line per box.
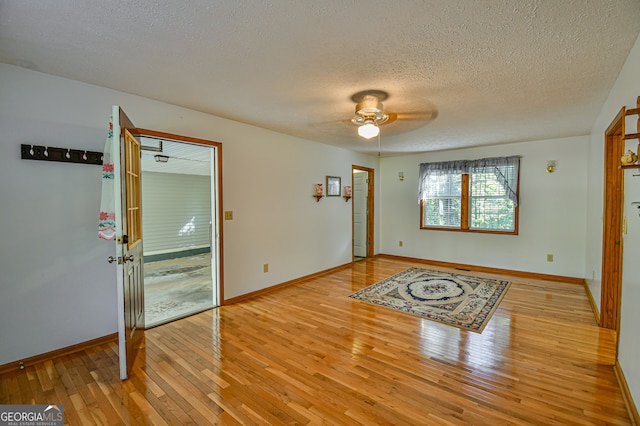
[1, 1, 639, 156]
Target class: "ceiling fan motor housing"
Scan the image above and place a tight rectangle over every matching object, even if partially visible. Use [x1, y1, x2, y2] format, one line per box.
[352, 95, 388, 124]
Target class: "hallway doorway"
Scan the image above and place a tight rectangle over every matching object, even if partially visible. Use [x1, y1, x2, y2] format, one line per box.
[352, 165, 374, 260]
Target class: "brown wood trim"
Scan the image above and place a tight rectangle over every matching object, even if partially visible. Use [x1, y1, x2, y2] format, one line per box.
[418, 225, 518, 235]
[378, 254, 585, 284]
[352, 165, 375, 258]
[614, 361, 640, 425]
[223, 262, 353, 305]
[0, 333, 117, 375]
[461, 174, 470, 229]
[601, 107, 625, 331]
[607, 107, 626, 134]
[583, 281, 601, 325]
[135, 128, 222, 147]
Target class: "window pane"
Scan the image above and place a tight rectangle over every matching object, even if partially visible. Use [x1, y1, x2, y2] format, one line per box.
[470, 198, 514, 230]
[422, 173, 462, 228]
[469, 166, 515, 231]
[424, 174, 461, 196]
[471, 172, 507, 197]
[424, 198, 461, 227]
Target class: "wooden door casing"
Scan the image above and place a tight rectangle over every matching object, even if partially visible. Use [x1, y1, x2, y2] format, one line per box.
[352, 165, 374, 259]
[600, 106, 625, 334]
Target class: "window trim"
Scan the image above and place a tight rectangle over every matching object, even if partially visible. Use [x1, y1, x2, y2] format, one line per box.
[419, 158, 520, 235]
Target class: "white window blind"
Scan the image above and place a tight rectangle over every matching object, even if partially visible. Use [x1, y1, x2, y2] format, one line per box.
[469, 163, 518, 231]
[422, 173, 462, 228]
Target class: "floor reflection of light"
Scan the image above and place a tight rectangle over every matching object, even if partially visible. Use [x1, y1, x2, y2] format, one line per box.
[417, 316, 512, 371]
[211, 308, 222, 361]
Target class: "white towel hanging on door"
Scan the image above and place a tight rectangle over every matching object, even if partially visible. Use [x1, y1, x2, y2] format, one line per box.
[98, 119, 116, 240]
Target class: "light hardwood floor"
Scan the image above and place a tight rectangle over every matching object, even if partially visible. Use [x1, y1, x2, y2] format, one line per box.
[0, 257, 631, 425]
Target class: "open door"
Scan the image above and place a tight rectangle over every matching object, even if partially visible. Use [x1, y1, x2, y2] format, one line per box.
[352, 165, 374, 259]
[112, 106, 145, 380]
[353, 170, 367, 257]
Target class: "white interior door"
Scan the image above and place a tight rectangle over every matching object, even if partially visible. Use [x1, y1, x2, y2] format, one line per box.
[112, 106, 145, 380]
[353, 170, 367, 258]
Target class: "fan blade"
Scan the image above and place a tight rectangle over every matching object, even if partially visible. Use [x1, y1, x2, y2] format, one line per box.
[381, 111, 437, 126]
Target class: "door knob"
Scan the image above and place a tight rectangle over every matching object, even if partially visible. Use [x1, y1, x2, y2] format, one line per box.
[107, 256, 117, 264]
[123, 255, 134, 262]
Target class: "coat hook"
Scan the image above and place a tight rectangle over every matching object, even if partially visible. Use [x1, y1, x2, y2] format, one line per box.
[29, 145, 34, 156]
[66, 149, 71, 159]
[44, 146, 49, 157]
[83, 151, 88, 161]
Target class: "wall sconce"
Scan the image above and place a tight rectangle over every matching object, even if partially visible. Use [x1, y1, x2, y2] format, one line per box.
[314, 183, 323, 202]
[154, 154, 169, 163]
[343, 186, 352, 202]
[546, 160, 557, 173]
[399, 172, 405, 181]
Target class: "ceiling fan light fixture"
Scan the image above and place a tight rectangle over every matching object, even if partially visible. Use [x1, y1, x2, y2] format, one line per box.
[358, 121, 379, 139]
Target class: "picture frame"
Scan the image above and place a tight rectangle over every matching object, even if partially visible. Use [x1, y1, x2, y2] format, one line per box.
[326, 176, 341, 196]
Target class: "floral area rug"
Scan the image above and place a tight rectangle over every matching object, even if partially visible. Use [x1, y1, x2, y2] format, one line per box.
[349, 267, 510, 332]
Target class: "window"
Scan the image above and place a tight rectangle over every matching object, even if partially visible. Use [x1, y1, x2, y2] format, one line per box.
[419, 156, 519, 234]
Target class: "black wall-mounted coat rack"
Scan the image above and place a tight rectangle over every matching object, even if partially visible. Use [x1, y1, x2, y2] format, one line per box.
[21, 144, 103, 166]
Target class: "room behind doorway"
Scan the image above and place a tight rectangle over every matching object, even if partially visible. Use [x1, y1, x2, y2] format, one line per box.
[140, 138, 218, 328]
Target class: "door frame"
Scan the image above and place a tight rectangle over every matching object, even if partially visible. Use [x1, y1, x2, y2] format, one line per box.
[352, 165, 374, 259]
[600, 106, 625, 335]
[136, 128, 225, 304]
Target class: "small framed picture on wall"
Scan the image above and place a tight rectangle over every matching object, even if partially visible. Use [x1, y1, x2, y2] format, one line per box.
[326, 176, 341, 196]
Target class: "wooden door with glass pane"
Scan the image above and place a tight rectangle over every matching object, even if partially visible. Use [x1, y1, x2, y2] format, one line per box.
[113, 106, 144, 380]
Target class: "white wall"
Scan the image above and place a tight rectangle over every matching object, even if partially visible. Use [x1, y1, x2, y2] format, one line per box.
[0, 63, 378, 365]
[379, 136, 588, 278]
[585, 32, 640, 407]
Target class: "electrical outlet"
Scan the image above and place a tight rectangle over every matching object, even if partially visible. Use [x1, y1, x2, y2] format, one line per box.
[547, 254, 554, 262]
[263, 263, 268, 273]
[399, 241, 403, 247]
[224, 211, 233, 220]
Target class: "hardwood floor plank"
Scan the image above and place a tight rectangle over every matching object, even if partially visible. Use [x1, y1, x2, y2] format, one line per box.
[0, 258, 632, 424]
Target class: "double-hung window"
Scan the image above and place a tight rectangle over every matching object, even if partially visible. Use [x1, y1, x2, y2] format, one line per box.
[419, 156, 520, 234]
